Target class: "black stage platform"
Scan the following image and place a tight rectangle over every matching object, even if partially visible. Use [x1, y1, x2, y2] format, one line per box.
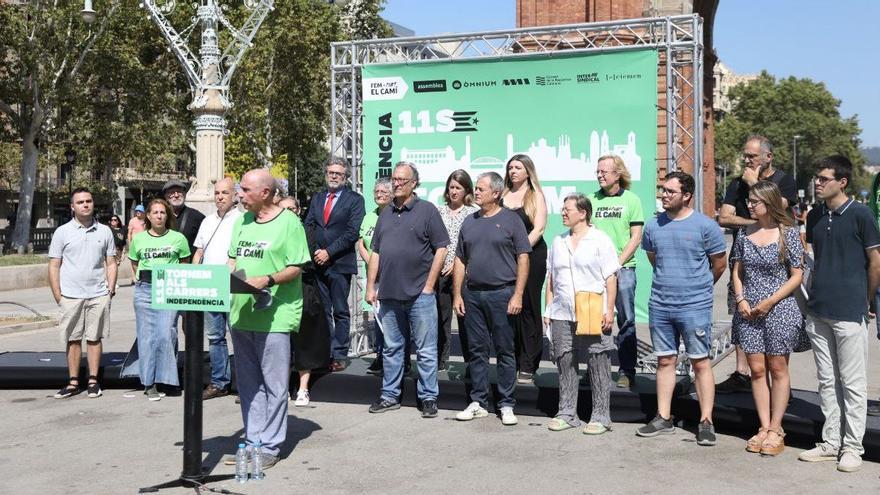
[2, 350, 879, 460]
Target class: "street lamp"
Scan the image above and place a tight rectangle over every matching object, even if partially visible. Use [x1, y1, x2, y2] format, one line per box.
[64, 149, 77, 194]
[81, 0, 96, 24]
[792, 134, 802, 185]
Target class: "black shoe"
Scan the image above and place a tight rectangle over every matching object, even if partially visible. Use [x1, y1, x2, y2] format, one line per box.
[368, 397, 400, 414]
[421, 399, 438, 418]
[366, 358, 383, 376]
[696, 420, 717, 446]
[438, 361, 448, 372]
[716, 371, 751, 393]
[636, 414, 675, 437]
[54, 383, 81, 399]
[868, 403, 880, 417]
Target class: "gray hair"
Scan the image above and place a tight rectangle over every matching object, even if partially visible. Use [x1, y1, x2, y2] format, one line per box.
[477, 171, 505, 195]
[746, 134, 773, 154]
[374, 177, 392, 191]
[324, 156, 351, 177]
[563, 193, 593, 223]
[394, 161, 420, 186]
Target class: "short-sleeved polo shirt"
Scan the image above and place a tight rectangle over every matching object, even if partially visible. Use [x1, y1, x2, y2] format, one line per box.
[456, 208, 531, 286]
[372, 196, 449, 301]
[48, 218, 116, 299]
[588, 188, 645, 268]
[806, 199, 880, 322]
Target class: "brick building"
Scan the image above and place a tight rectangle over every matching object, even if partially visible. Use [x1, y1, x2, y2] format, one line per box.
[517, 0, 719, 213]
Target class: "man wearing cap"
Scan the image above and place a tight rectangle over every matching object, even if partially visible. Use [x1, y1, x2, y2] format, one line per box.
[163, 179, 205, 255]
[127, 205, 146, 250]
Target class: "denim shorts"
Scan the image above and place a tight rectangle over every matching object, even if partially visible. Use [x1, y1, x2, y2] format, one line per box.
[648, 307, 713, 359]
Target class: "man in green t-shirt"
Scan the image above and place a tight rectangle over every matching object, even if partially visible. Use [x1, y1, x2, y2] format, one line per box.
[588, 154, 645, 387]
[228, 168, 310, 470]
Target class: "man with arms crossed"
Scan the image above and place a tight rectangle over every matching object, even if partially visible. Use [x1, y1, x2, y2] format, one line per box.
[799, 155, 880, 473]
[637, 172, 726, 446]
[192, 178, 242, 399]
[49, 187, 118, 399]
[228, 169, 311, 469]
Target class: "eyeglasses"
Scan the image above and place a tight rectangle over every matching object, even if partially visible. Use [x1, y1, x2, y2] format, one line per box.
[596, 169, 616, 176]
[392, 178, 413, 185]
[741, 152, 761, 161]
[746, 198, 764, 206]
[326, 171, 346, 178]
[660, 187, 682, 196]
[814, 175, 837, 185]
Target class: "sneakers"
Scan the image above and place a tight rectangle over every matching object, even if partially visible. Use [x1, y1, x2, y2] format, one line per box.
[87, 382, 102, 399]
[145, 385, 164, 401]
[258, 452, 279, 471]
[294, 389, 310, 407]
[366, 358, 383, 376]
[716, 371, 751, 393]
[798, 442, 839, 462]
[500, 406, 518, 426]
[202, 384, 229, 400]
[421, 399, 438, 418]
[837, 450, 862, 473]
[867, 403, 880, 417]
[636, 414, 675, 437]
[696, 420, 717, 446]
[368, 397, 400, 413]
[456, 402, 489, 421]
[516, 372, 533, 384]
[616, 373, 633, 389]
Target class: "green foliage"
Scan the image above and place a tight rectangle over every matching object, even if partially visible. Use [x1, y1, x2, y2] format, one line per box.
[716, 72, 866, 196]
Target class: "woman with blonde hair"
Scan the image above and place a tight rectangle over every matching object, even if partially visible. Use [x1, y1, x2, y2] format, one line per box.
[502, 154, 548, 383]
[731, 180, 808, 456]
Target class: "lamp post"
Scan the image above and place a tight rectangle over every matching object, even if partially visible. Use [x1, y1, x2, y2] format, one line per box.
[64, 149, 76, 194]
[792, 134, 802, 185]
[82, 1, 275, 214]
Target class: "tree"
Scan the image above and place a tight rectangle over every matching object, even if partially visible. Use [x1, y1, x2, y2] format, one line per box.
[716, 72, 866, 198]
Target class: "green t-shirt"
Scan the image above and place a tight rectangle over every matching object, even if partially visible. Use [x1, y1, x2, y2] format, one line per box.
[588, 188, 645, 268]
[359, 208, 380, 256]
[128, 230, 191, 277]
[228, 209, 310, 333]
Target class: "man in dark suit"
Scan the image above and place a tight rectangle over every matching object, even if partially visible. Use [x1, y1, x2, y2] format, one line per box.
[304, 157, 366, 371]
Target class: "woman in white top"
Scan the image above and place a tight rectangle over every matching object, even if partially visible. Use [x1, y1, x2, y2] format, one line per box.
[544, 193, 620, 434]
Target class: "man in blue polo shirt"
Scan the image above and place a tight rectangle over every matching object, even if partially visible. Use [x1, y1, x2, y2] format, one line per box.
[365, 162, 449, 418]
[799, 155, 880, 473]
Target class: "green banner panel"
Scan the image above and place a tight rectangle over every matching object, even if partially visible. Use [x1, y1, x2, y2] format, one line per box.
[151, 264, 231, 312]
[361, 49, 658, 321]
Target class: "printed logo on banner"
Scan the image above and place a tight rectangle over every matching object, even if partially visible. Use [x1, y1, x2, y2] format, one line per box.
[606, 72, 643, 82]
[534, 74, 572, 86]
[577, 72, 600, 83]
[413, 80, 447, 93]
[451, 111, 479, 132]
[451, 79, 497, 90]
[363, 77, 409, 101]
[503, 78, 531, 86]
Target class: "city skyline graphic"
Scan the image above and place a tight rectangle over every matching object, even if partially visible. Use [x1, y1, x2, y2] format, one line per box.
[399, 130, 642, 183]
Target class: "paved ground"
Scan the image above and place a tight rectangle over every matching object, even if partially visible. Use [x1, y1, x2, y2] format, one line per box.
[2, 266, 880, 494]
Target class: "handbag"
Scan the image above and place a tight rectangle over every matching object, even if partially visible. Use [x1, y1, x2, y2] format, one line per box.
[566, 235, 604, 336]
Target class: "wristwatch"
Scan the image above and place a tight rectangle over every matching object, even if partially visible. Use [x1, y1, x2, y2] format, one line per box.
[266, 274, 276, 288]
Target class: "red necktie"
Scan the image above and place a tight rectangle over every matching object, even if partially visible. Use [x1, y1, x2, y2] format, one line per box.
[323, 192, 336, 224]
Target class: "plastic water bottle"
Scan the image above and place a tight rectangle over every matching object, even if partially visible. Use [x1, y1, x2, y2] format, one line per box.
[234, 443, 248, 484]
[252, 442, 264, 480]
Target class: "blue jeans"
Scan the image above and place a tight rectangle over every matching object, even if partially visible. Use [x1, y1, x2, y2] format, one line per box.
[120, 281, 179, 387]
[615, 267, 638, 374]
[378, 293, 439, 402]
[649, 306, 713, 359]
[316, 271, 352, 361]
[205, 311, 231, 389]
[464, 286, 517, 409]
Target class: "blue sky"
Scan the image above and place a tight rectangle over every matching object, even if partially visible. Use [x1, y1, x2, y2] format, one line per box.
[382, 0, 880, 147]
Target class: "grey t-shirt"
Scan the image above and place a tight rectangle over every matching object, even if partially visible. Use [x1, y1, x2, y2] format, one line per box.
[456, 208, 531, 287]
[372, 196, 449, 301]
[48, 218, 116, 299]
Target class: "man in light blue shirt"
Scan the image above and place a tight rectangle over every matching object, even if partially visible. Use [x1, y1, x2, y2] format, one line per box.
[48, 188, 117, 399]
[637, 172, 727, 446]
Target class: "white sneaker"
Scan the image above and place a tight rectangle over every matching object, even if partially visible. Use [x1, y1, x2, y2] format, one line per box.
[837, 450, 862, 473]
[456, 401, 489, 421]
[500, 406, 518, 426]
[294, 390, 310, 407]
[798, 442, 838, 462]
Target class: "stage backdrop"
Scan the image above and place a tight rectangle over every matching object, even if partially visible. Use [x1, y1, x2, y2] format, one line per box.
[361, 49, 658, 321]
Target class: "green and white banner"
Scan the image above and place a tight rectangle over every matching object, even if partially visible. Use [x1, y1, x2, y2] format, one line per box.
[361, 49, 658, 320]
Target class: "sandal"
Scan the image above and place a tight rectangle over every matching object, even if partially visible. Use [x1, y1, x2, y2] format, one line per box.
[547, 417, 574, 432]
[760, 428, 785, 456]
[54, 377, 81, 399]
[87, 375, 102, 398]
[746, 427, 768, 453]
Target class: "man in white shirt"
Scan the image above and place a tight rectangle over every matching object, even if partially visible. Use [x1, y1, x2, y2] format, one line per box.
[192, 178, 242, 399]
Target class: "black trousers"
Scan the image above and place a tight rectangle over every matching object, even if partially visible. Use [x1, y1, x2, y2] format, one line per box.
[436, 274, 469, 364]
[515, 240, 547, 374]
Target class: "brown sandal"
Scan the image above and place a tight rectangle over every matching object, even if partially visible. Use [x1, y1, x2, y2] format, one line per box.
[746, 427, 768, 453]
[760, 428, 785, 456]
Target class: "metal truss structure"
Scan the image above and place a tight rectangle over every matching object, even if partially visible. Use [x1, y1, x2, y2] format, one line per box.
[330, 15, 705, 357]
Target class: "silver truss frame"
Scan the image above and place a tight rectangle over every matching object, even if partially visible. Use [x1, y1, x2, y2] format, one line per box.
[330, 15, 705, 357]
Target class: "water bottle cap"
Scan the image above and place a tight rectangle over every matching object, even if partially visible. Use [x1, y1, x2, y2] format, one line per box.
[238, 443, 245, 448]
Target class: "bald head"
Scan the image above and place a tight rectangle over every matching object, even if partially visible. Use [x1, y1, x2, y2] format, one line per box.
[239, 168, 277, 213]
